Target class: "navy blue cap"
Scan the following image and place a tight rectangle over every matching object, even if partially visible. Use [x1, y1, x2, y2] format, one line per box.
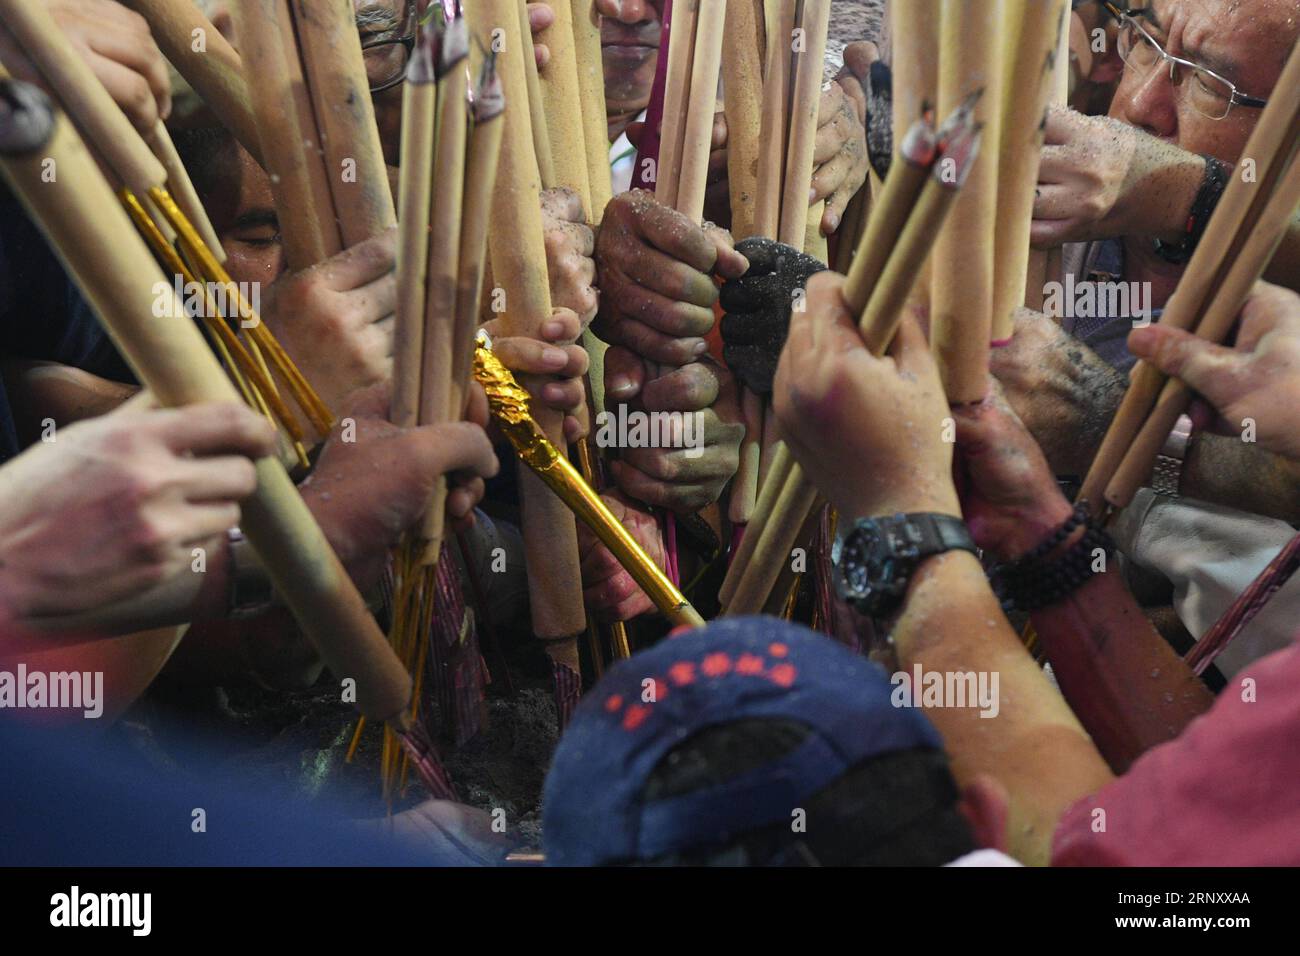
[542, 617, 943, 866]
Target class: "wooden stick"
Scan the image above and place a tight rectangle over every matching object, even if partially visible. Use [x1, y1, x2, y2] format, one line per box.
[0, 99, 411, 723]
[466, 0, 586, 641]
[990, 0, 1066, 346]
[754, 0, 797, 236]
[1077, 43, 1300, 513]
[231, 0, 342, 270]
[655, 0, 699, 209]
[929, 0, 1005, 402]
[392, 31, 437, 431]
[418, 17, 470, 561]
[675, 0, 725, 221]
[571, 0, 612, 219]
[536, 0, 592, 216]
[145, 119, 225, 261]
[1105, 142, 1300, 508]
[517, 0, 556, 187]
[292, 0, 396, 247]
[1024, 0, 1072, 313]
[776, 0, 830, 248]
[0, 1, 166, 196]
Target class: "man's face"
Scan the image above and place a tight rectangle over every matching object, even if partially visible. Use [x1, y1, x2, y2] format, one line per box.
[597, 0, 664, 117]
[1107, 0, 1296, 164]
[203, 142, 286, 287]
[355, 0, 416, 163]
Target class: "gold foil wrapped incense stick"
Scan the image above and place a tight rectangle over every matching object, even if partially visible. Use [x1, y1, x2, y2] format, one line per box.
[474, 338, 704, 630]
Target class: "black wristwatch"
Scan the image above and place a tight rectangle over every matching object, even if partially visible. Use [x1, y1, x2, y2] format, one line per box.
[833, 513, 977, 620]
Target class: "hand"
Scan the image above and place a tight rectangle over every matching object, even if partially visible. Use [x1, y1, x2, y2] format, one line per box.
[0, 402, 275, 622]
[720, 237, 828, 394]
[988, 308, 1127, 475]
[772, 272, 960, 521]
[481, 308, 590, 444]
[951, 383, 1074, 562]
[593, 189, 748, 366]
[541, 187, 599, 329]
[526, 2, 555, 69]
[812, 81, 870, 236]
[838, 41, 893, 181]
[1032, 107, 1204, 247]
[299, 386, 498, 592]
[578, 489, 665, 622]
[0, 0, 171, 134]
[1128, 283, 1300, 462]
[603, 347, 744, 513]
[260, 228, 397, 424]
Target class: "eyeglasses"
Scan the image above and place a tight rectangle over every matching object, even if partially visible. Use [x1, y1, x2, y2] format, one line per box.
[1104, 3, 1268, 120]
[361, 34, 416, 93]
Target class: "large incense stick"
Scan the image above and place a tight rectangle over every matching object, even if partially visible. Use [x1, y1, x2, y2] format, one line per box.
[990, 0, 1066, 345]
[675, 0, 725, 221]
[753, 0, 797, 237]
[417, 16, 470, 562]
[930, 0, 1004, 402]
[722, 0, 765, 242]
[466, 0, 586, 643]
[571, 0, 612, 219]
[655, 0, 698, 209]
[0, 95, 412, 724]
[231, 0, 343, 270]
[517, 0, 556, 186]
[292, 0, 396, 246]
[120, 0, 263, 167]
[536, 0, 592, 216]
[776, 0, 830, 247]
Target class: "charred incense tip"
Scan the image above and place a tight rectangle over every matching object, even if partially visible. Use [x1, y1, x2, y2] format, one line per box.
[438, 14, 469, 75]
[472, 53, 505, 123]
[0, 79, 55, 156]
[900, 116, 939, 169]
[936, 88, 985, 147]
[409, 27, 437, 85]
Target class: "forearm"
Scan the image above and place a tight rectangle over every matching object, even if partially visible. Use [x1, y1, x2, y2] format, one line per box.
[1031, 564, 1213, 772]
[1183, 434, 1300, 522]
[0, 359, 137, 442]
[887, 550, 1113, 865]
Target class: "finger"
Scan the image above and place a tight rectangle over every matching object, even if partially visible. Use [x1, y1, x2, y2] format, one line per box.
[606, 280, 716, 337]
[703, 222, 749, 278]
[638, 201, 719, 271]
[599, 316, 710, 366]
[346, 381, 395, 420]
[1127, 325, 1245, 403]
[624, 121, 645, 150]
[540, 377, 587, 413]
[811, 151, 854, 205]
[85, 30, 171, 125]
[176, 502, 244, 545]
[490, 336, 576, 375]
[85, 56, 161, 133]
[527, 1, 555, 33]
[540, 307, 583, 343]
[816, 82, 846, 128]
[1236, 282, 1300, 351]
[641, 360, 723, 412]
[348, 271, 398, 326]
[604, 344, 647, 402]
[814, 112, 849, 165]
[841, 41, 881, 80]
[1042, 105, 1073, 146]
[169, 455, 260, 504]
[610, 459, 679, 510]
[888, 311, 935, 377]
[156, 402, 279, 458]
[614, 240, 720, 306]
[421, 422, 500, 479]
[1032, 181, 1082, 221]
[542, 186, 585, 224]
[313, 227, 398, 291]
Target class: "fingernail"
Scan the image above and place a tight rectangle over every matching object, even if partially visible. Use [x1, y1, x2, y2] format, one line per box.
[825, 210, 840, 232]
[693, 340, 710, 356]
[608, 373, 634, 396]
[542, 346, 568, 368]
[542, 319, 566, 340]
[809, 188, 818, 202]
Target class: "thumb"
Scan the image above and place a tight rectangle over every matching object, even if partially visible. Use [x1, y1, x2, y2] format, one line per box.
[1127, 325, 1243, 404]
[625, 121, 646, 151]
[604, 345, 646, 402]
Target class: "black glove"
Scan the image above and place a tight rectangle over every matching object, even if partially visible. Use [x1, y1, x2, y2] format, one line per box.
[720, 237, 827, 395]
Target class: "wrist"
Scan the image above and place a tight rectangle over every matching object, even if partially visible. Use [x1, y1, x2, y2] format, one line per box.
[999, 493, 1075, 562]
[841, 487, 961, 525]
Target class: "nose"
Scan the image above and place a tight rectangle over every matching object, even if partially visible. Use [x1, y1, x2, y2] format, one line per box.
[596, 0, 657, 24]
[1119, 59, 1179, 139]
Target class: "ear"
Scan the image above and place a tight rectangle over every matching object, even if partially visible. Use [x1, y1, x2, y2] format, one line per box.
[957, 773, 1010, 852]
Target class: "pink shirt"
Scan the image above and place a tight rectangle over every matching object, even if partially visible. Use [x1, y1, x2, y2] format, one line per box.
[1052, 640, 1300, 866]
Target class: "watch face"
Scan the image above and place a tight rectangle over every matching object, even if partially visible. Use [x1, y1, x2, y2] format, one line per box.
[840, 520, 898, 600]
